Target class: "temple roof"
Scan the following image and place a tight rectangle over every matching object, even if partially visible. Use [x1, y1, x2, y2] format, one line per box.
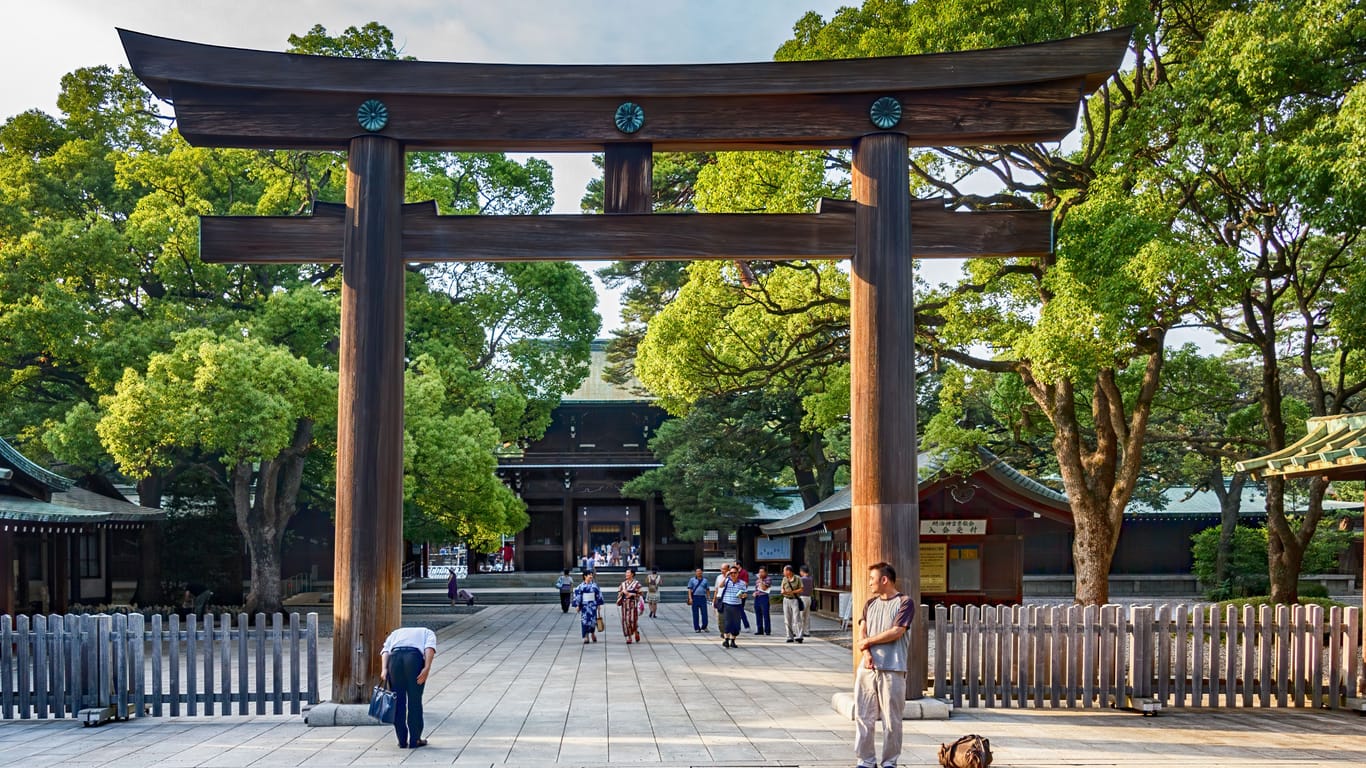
[761, 447, 1070, 536]
[1235, 413, 1366, 480]
[0, 437, 164, 527]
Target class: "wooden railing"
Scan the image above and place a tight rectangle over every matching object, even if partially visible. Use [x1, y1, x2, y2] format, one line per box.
[0, 612, 321, 720]
[929, 603, 1362, 710]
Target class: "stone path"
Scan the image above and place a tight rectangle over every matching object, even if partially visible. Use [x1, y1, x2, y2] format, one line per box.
[0, 603, 1364, 766]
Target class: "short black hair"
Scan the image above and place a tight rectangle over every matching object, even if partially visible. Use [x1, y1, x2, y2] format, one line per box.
[869, 561, 897, 582]
[563, 569, 570, 575]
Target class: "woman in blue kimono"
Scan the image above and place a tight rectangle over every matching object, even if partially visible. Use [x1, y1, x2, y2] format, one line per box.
[570, 571, 604, 644]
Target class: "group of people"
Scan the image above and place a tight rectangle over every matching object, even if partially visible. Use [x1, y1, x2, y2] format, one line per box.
[579, 537, 640, 570]
[385, 560, 916, 768]
[686, 563, 814, 647]
[560, 567, 662, 644]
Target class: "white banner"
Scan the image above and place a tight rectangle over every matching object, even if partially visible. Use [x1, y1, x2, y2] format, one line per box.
[920, 519, 987, 536]
[755, 537, 792, 560]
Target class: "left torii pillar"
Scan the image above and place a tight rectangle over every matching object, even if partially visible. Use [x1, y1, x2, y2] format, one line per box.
[333, 136, 406, 704]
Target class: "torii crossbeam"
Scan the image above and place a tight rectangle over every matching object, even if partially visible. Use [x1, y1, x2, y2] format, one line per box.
[122, 26, 1127, 704]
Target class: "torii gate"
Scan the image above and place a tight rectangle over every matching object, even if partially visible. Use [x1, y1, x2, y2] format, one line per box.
[121, 27, 1127, 704]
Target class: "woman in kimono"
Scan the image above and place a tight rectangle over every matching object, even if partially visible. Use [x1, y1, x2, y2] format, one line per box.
[571, 571, 604, 644]
[616, 568, 644, 644]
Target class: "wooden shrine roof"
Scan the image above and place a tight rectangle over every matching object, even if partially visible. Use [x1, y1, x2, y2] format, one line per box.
[1236, 413, 1366, 480]
[119, 27, 1130, 152]
[0, 437, 163, 527]
[761, 447, 1071, 536]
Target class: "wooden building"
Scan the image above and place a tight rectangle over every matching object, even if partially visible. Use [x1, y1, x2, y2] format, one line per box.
[497, 341, 697, 572]
[761, 448, 1074, 611]
[0, 437, 163, 615]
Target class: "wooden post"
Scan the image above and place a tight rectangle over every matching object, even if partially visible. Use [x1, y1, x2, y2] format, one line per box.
[850, 133, 923, 695]
[331, 135, 405, 705]
[0, 529, 11, 616]
[603, 143, 652, 214]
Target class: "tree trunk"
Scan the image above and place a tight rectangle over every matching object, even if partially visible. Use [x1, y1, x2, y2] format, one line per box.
[1024, 341, 1164, 606]
[134, 472, 166, 605]
[233, 419, 314, 616]
[1213, 470, 1246, 586]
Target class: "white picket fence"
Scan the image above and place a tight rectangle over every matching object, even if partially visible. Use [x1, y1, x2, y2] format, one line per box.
[0, 612, 320, 720]
[930, 603, 1362, 710]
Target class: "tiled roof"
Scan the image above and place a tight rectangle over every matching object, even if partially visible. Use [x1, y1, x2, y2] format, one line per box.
[0, 436, 163, 526]
[1236, 413, 1366, 480]
[563, 340, 655, 403]
[761, 447, 1070, 536]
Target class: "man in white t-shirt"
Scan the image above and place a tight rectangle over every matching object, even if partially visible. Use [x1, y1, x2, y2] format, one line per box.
[381, 626, 438, 749]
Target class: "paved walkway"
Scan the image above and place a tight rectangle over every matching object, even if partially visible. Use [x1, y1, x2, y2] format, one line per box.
[1, 604, 1365, 766]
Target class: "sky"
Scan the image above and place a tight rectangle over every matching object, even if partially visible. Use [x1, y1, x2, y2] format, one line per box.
[0, 0, 857, 334]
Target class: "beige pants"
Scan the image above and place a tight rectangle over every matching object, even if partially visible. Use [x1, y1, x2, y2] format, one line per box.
[782, 597, 803, 639]
[854, 665, 906, 768]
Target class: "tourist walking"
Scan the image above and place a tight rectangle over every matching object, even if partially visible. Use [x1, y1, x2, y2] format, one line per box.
[752, 567, 772, 635]
[617, 568, 645, 643]
[686, 567, 710, 632]
[799, 565, 815, 634]
[853, 562, 915, 768]
[735, 561, 752, 631]
[780, 565, 804, 643]
[645, 568, 662, 618]
[554, 569, 574, 613]
[713, 564, 732, 633]
[571, 571, 604, 644]
[380, 625, 438, 749]
[717, 568, 748, 648]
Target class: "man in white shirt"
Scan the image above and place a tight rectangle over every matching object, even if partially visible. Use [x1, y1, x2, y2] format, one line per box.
[380, 626, 438, 749]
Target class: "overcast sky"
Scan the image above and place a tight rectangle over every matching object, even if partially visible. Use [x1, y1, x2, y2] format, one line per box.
[3, 1, 869, 332]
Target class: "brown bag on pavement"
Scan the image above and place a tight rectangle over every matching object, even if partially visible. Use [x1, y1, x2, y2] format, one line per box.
[939, 734, 992, 768]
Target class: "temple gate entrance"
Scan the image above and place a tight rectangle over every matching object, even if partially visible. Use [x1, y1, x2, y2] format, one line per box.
[121, 26, 1127, 703]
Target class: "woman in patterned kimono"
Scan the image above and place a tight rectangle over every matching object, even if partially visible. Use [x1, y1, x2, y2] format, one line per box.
[571, 571, 604, 644]
[616, 568, 644, 644]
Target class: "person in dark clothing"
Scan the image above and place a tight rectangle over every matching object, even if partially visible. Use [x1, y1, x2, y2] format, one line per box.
[555, 569, 574, 613]
[380, 626, 438, 749]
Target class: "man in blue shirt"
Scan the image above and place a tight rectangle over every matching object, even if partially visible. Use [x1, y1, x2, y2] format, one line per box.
[685, 568, 710, 632]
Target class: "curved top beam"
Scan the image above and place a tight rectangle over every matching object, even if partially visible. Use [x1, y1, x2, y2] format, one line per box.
[120, 26, 1130, 152]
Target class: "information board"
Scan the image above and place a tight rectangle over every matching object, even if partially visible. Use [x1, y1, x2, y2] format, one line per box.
[920, 542, 948, 593]
[755, 537, 792, 561]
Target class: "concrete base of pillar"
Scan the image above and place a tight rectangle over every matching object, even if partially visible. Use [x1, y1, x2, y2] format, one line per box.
[303, 702, 387, 727]
[831, 692, 952, 720]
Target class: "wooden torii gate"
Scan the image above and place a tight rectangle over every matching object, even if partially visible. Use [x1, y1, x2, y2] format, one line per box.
[121, 27, 1127, 704]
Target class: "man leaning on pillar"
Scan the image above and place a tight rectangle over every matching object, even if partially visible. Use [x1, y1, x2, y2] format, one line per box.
[853, 561, 915, 768]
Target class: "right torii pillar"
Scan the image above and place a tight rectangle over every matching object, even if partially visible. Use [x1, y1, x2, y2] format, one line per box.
[850, 133, 924, 694]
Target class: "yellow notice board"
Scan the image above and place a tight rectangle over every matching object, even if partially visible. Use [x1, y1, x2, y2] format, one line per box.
[921, 542, 947, 593]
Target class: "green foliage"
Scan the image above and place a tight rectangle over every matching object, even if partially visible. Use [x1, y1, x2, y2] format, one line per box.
[1192, 520, 1352, 598]
[622, 392, 794, 540]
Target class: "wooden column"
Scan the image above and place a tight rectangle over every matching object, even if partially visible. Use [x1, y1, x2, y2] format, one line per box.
[0, 529, 12, 616]
[850, 133, 924, 695]
[562, 495, 575, 571]
[644, 495, 657, 569]
[603, 144, 652, 214]
[332, 135, 406, 705]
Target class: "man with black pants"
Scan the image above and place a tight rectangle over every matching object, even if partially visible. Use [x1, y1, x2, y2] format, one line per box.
[380, 626, 438, 749]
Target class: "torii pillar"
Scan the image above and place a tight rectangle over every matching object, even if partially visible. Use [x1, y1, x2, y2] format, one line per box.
[333, 136, 406, 699]
[851, 133, 923, 692]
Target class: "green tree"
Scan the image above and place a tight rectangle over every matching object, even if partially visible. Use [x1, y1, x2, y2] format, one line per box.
[1122, 0, 1366, 601]
[97, 330, 335, 614]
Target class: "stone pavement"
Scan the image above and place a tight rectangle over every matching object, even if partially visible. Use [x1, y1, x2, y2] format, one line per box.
[1, 603, 1364, 766]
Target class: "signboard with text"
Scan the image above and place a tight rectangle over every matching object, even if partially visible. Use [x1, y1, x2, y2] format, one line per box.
[755, 537, 792, 561]
[920, 519, 987, 536]
[920, 542, 948, 593]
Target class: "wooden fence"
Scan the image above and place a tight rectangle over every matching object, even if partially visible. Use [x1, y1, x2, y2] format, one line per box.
[0, 612, 321, 720]
[930, 603, 1362, 710]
